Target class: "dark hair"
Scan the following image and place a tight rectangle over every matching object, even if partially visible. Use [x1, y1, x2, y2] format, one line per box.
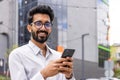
[27, 5, 54, 24]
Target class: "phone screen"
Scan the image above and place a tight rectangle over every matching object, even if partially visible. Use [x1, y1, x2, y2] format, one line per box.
[61, 49, 75, 58]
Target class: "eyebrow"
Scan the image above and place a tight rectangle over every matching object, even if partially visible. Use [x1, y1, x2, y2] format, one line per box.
[34, 20, 51, 23]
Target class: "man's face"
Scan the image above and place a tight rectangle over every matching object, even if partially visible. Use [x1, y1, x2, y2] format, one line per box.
[30, 13, 52, 43]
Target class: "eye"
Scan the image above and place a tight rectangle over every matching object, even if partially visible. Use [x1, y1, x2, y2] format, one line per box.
[34, 21, 42, 26]
[44, 22, 51, 27]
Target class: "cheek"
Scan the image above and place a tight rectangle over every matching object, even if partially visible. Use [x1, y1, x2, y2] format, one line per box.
[31, 30, 37, 35]
[31, 28, 37, 33]
[48, 29, 52, 34]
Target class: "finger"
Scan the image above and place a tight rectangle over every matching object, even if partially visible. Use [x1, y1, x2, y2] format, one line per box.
[62, 61, 73, 68]
[59, 66, 72, 73]
[66, 57, 73, 62]
[52, 63, 60, 67]
[54, 58, 67, 63]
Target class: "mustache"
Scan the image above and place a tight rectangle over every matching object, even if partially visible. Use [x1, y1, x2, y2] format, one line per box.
[36, 30, 48, 35]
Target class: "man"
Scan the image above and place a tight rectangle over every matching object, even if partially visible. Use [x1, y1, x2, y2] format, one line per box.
[9, 5, 76, 80]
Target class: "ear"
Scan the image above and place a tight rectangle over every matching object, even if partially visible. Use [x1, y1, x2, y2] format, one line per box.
[27, 24, 32, 33]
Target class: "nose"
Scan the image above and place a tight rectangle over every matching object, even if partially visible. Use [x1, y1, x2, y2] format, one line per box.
[40, 25, 46, 30]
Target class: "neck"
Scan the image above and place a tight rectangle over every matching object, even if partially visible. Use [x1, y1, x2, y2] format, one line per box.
[31, 39, 47, 56]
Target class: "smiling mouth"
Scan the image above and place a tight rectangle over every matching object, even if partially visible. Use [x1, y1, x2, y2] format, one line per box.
[37, 30, 48, 35]
[38, 32, 46, 37]
[37, 30, 48, 39]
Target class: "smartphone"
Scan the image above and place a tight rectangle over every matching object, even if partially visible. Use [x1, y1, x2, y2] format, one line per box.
[61, 49, 75, 58]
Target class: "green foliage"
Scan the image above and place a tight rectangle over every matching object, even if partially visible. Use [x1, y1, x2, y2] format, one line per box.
[5, 44, 18, 58]
[114, 60, 120, 79]
[114, 68, 120, 79]
[0, 75, 10, 80]
[3, 44, 18, 80]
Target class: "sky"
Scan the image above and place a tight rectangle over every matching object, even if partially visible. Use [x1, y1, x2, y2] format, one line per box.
[109, 0, 120, 45]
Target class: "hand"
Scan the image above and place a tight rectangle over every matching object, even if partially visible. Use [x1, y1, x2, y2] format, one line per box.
[40, 58, 66, 79]
[59, 57, 73, 79]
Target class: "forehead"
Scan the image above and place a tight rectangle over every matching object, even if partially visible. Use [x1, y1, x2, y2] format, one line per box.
[33, 13, 50, 22]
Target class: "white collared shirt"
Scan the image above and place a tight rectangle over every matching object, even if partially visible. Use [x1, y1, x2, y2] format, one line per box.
[9, 41, 76, 80]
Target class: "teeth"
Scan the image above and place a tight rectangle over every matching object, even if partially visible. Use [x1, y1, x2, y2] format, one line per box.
[38, 33, 47, 37]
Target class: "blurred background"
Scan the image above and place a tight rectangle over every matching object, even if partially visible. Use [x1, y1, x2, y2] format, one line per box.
[1, 0, 120, 80]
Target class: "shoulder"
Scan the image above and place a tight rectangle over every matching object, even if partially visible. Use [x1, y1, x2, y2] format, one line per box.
[9, 44, 29, 59]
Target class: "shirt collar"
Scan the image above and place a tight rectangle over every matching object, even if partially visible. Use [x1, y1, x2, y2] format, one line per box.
[28, 41, 52, 55]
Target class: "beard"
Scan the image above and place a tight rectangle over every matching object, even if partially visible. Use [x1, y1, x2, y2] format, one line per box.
[31, 30, 49, 43]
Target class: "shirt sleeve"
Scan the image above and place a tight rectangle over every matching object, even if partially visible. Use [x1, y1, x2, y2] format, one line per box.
[30, 72, 44, 80]
[9, 51, 28, 80]
[64, 73, 76, 80]
[9, 51, 45, 80]
[66, 76, 76, 80]
[60, 73, 76, 80]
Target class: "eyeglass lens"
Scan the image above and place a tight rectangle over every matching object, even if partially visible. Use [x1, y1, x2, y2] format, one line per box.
[33, 21, 51, 29]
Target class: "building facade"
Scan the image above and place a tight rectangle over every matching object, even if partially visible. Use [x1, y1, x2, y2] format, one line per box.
[97, 0, 110, 67]
[0, 0, 18, 73]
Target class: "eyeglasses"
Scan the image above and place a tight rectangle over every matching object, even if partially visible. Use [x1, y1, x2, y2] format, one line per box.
[31, 20, 52, 29]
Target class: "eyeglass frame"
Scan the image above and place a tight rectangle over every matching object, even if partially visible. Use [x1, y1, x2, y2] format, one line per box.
[30, 20, 52, 29]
